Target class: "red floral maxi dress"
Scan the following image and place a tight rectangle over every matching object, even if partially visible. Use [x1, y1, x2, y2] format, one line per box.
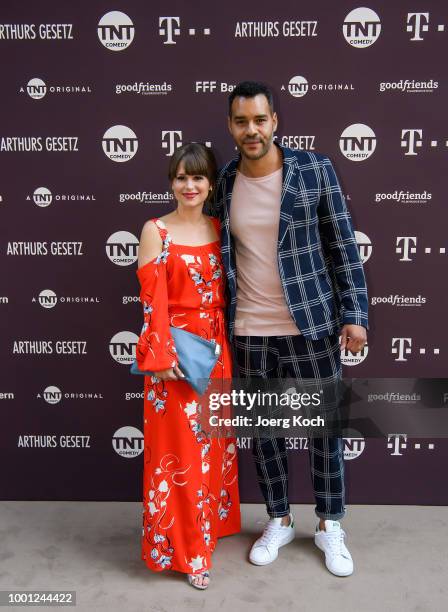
[135, 217, 241, 575]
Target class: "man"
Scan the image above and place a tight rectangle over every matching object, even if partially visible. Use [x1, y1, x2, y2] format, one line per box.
[212, 81, 368, 576]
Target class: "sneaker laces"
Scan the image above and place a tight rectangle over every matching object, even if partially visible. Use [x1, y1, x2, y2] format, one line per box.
[325, 528, 348, 558]
[257, 520, 284, 547]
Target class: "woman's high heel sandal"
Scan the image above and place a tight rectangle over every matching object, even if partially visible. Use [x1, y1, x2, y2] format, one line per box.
[187, 571, 210, 590]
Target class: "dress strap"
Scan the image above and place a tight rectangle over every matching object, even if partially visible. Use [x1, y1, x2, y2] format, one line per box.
[150, 218, 172, 255]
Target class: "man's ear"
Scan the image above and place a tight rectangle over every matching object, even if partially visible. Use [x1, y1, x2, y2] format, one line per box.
[227, 115, 232, 134]
[272, 111, 278, 132]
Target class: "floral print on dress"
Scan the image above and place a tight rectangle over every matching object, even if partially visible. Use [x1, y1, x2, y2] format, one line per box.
[137, 217, 240, 575]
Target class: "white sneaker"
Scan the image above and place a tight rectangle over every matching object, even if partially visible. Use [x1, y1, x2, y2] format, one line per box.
[314, 520, 353, 576]
[249, 513, 295, 566]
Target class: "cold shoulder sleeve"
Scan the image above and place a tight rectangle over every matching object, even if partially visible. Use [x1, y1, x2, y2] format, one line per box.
[135, 254, 179, 373]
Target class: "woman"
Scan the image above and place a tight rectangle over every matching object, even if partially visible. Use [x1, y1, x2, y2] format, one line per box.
[135, 143, 241, 589]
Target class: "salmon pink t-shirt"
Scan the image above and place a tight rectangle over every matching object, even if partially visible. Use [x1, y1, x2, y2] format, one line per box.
[230, 168, 300, 336]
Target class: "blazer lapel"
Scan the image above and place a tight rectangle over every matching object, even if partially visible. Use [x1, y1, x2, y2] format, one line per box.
[278, 147, 299, 248]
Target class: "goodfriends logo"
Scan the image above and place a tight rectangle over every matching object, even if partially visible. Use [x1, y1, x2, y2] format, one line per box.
[119, 191, 174, 205]
[391, 338, 440, 362]
[106, 231, 139, 265]
[112, 426, 143, 458]
[234, 20, 317, 38]
[22, 77, 92, 99]
[339, 124, 376, 161]
[379, 79, 438, 94]
[396, 237, 447, 262]
[406, 13, 446, 41]
[97, 11, 134, 51]
[159, 17, 210, 44]
[102, 125, 138, 162]
[116, 81, 173, 95]
[38, 385, 103, 404]
[109, 331, 139, 364]
[343, 8, 381, 47]
[401, 129, 448, 156]
[0, 23, 74, 40]
[354, 231, 372, 263]
[374, 190, 432, 205]
[371, 294, 427, 307]
[341, 343, 369, 366]
[33, 289, 101, 308]
[28, 187, 96, 207]
[284, 75, 354, 97]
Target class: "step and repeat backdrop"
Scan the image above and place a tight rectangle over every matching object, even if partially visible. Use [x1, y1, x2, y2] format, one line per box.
[1, 1, 447, 503]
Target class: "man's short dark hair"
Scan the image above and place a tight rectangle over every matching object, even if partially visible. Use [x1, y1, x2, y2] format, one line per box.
[228, 81, 274, 116]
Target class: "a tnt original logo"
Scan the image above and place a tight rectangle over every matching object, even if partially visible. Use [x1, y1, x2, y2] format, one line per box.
[288, 76, 309, 97]
[343, 431, 365, 460]
[159, 17, 210, 44]
[38, 289, 57, 309]
[112, 426, 143, 458]
[97, 11, 135, 51]
[42, 385, 62, 405]
[387, 433, 435, 456]
[401, 129, 448, 156]
[396, 237, 447, 262]
[106, 231, 139, 266]
[339, 124, 376, 161]
[109, 331, 139, 365]
[26, 77, 46, 99]
[406, 13, 445, 41]
[391, 338, 440, 362]
[342, 7, 381, 48]
[354, 231, 372, 263]
[340, 342, 369, 366]
[33, 187, 52, 207]
[102, 125, 138, 162]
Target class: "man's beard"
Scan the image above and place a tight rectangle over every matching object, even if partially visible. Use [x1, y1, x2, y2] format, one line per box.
[239, 133, 274, 160]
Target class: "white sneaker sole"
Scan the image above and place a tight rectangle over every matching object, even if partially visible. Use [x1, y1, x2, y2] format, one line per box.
[314, 538, 353, 577]
[249, 529, 296, 566]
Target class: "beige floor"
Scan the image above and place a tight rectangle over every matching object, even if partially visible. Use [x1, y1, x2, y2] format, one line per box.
[0, 502, 446, 612]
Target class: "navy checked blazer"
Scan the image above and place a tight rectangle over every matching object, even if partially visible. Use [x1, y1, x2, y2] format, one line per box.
[210, 143, 369, 341]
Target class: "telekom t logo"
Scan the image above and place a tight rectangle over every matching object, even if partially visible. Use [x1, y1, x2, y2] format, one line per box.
[159, 17, 180, 44]
[387, 433, 407, 456]
[406, 13, 429, 41]
[396, 237, 417, 261]
[401, 129, 422, 155]
[161, 130, 182, 156]
[391, 338, 412, 362]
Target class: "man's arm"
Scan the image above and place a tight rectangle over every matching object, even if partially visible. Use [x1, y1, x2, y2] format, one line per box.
[317, 155, 369, 346]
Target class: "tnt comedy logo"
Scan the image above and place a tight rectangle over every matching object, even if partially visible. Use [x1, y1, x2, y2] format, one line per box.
[341, 343, 369, 366]
[97, 11, 135, 51]
[112, 426, 143, 458]
[102, 125, 138, 162]
[32, 187, 52, 207]
[343, 8, 381, 48]
[355, 231, 372, 263]
[339, 124, 376, 161]
[109, 331, 139, 365]
[105, 231, 139, 266]
[288, 76, 308, 97]
[343, 430, 365, 460]
[26, 77, 46, 99]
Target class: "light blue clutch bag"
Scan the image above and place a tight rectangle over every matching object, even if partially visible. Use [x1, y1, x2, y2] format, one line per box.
[130, 326, 221, 396]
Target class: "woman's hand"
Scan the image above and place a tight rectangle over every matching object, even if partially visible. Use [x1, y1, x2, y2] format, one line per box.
[154, 366, 185, 381]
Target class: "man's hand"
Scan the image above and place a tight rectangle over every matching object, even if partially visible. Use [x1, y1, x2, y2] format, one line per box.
[340, 324, 367, 353]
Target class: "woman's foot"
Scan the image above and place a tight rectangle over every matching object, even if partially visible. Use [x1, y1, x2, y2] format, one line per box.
[187, 571, 210, 590]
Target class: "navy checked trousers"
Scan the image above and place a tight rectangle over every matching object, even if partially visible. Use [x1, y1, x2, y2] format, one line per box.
[234, 333, 345, 520]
